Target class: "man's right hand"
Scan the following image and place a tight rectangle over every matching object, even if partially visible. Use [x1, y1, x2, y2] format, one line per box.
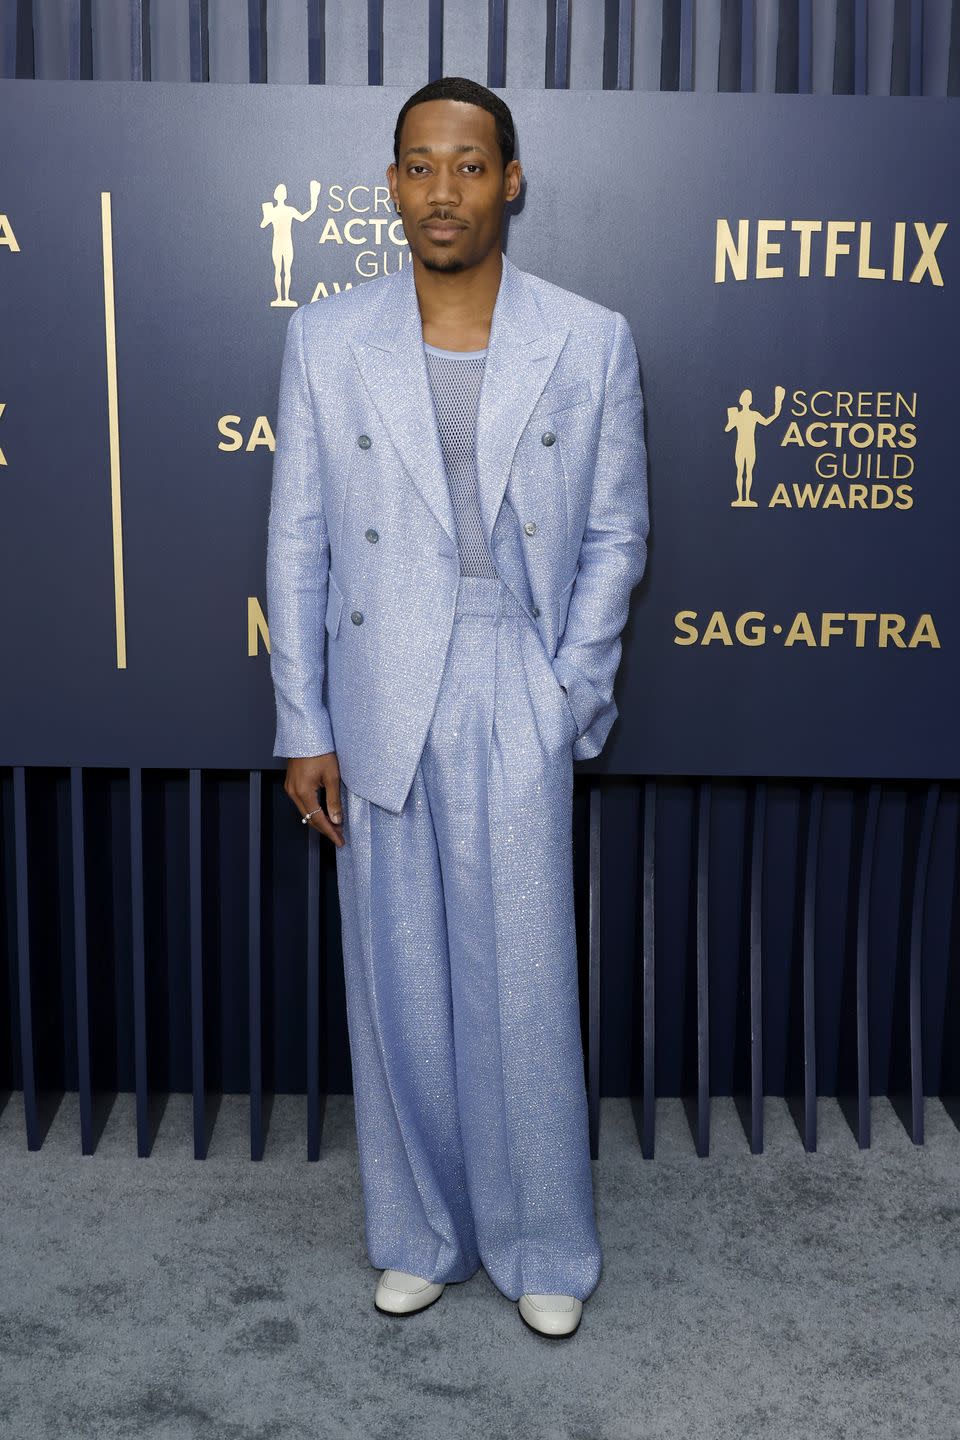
[284, 753, 345, 848]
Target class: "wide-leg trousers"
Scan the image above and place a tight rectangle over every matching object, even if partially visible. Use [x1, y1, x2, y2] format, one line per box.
[333, 573, 603, 1302]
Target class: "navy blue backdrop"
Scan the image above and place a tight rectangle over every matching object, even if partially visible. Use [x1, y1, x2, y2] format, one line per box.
[1, 2, 958, 1163]
[0, 83, 957, 777]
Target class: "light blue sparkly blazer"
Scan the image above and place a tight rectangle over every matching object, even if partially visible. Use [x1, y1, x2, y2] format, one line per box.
[266, 249, 649, 814]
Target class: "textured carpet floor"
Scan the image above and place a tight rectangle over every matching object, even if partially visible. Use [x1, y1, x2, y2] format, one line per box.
[0, 1092, 957, 1440]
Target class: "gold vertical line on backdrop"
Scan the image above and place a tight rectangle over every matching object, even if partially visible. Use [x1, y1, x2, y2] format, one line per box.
[100, 191, 127, 668]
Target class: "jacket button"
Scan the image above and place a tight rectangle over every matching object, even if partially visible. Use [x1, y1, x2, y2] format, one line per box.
[365, 528, 379, 543]
[523, 520, 537, 536]
[532, 605, 540, 618]
[358, 434, 372, 448]
[351, 610, 363, 624]
[541, 431, 556, 446]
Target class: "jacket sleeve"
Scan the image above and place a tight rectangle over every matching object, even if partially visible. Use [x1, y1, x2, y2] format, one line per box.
[265, 305, 336, 759]
[551, 310, 649, 748]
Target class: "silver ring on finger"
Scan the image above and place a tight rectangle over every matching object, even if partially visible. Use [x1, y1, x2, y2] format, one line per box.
[301, 807, 324, 825]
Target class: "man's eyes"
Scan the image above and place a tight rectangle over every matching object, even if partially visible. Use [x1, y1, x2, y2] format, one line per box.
[408, 163, 483, 175]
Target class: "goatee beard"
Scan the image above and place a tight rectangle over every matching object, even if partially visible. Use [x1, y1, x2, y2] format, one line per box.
[419, 254, 466, 273]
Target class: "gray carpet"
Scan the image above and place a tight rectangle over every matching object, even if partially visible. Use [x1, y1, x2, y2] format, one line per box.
[0, 1092, 957, 1440]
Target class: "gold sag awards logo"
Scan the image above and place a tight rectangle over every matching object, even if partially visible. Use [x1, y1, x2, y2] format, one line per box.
[258, 179, 408, 306]
[673, 214, 949, 654]
[724, 386, 916, 511]
[680, 381, 940, 651]
[673, 375, 940, 651]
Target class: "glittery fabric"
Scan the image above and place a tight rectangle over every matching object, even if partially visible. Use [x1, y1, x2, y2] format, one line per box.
[334, 572, 602, 1302]
[265, 250, 649, 814]
[422, 343, 497, 578]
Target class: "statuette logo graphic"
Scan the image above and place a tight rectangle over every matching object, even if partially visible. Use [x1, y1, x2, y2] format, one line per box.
[726, 386, 786, 506]
[261, 181, 321, 306]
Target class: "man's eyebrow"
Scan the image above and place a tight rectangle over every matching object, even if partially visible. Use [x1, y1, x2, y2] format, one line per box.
[401, 143, 491, 159]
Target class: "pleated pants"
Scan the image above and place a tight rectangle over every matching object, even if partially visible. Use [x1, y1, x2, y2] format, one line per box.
[334, 573, 603, 1302]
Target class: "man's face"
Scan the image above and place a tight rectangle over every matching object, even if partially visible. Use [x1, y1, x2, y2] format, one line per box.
[388, 99, 521, 274]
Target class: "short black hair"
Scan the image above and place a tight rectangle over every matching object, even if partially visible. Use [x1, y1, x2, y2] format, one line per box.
[393, 76, 516, 172]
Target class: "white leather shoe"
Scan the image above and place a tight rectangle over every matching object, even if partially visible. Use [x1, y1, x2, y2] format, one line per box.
[517, 1293, 583, 1337]
[374, 1269, 445, 1316]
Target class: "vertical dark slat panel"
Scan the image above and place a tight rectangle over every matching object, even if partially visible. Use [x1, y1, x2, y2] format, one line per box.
[909, 0, 923, 95]
[801, 782, 822, 1150]
[307, 0, 325, 85]
[749, 780, 766, 1153]
[659, 0, 677, 89]
[855, 782, 880, 1149]
[586, 784, 602, 1160]
[72, 767, 94, 1154]
[2, 776, 16, 1091]
[366, 0, 382, 86]
[642, 781, 656, 1157]
[630, 783, 653, 1152]
[13, 767, 39, 1149]
[606, 0, 633, 90]
[797, 0, 812, 93]
[67, 0, 90, 80]
[57, 776, 74, 1109]
[129, 0, 149, 80]
[909, 783, 939, 1145]
[0, 0, 20, 77]
[189, 768, 206, 1158]
[16, 0, 36, 77]
[833, 0, 853, 93]
[130, 766, 151, 1156]
[678, 0, 694, 90]
[248, 0, 266, 83]
[741, 0, 755, 91]
[427, 0, 442, 81]
[249, 771, 264, 1161]
[695, 780, 710, 1156]
[546, 0, 570, 89]
[775, 0, 798, 92]
[487, 0, 505, 88]
[854, 0, 867, 94]
[718, 0, 742, 92]
[21, 0, 37, 77]
[188, 0, 209, 82]
[891, 0, 911, 94]
[306, 828, 323, 1161]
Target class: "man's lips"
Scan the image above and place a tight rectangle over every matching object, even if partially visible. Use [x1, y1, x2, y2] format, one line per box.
[423, 221, 465, 238]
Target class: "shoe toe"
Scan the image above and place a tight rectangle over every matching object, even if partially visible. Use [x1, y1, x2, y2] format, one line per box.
[517, 1293, 583, 1336]
[374, 1269, 445, 1315]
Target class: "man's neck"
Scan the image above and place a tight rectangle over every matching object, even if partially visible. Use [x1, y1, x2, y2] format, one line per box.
[414, 248, 502, 352]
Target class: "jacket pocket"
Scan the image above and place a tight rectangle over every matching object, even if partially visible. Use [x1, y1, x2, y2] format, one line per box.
[526, 626, 580, 745]
[324, 573, 344, 638]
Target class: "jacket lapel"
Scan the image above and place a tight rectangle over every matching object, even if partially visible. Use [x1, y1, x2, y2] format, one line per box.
[348, 259, 455, 546]
[348, 250, 570, 552]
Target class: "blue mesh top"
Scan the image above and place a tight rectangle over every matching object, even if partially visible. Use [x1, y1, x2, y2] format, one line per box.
[423, 341, 497, 578]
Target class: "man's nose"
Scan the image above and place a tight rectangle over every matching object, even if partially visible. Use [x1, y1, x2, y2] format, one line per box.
[427, 179, 461, 207]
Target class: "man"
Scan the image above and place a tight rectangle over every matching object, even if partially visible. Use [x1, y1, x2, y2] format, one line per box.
[266, 75, 649, 1338]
